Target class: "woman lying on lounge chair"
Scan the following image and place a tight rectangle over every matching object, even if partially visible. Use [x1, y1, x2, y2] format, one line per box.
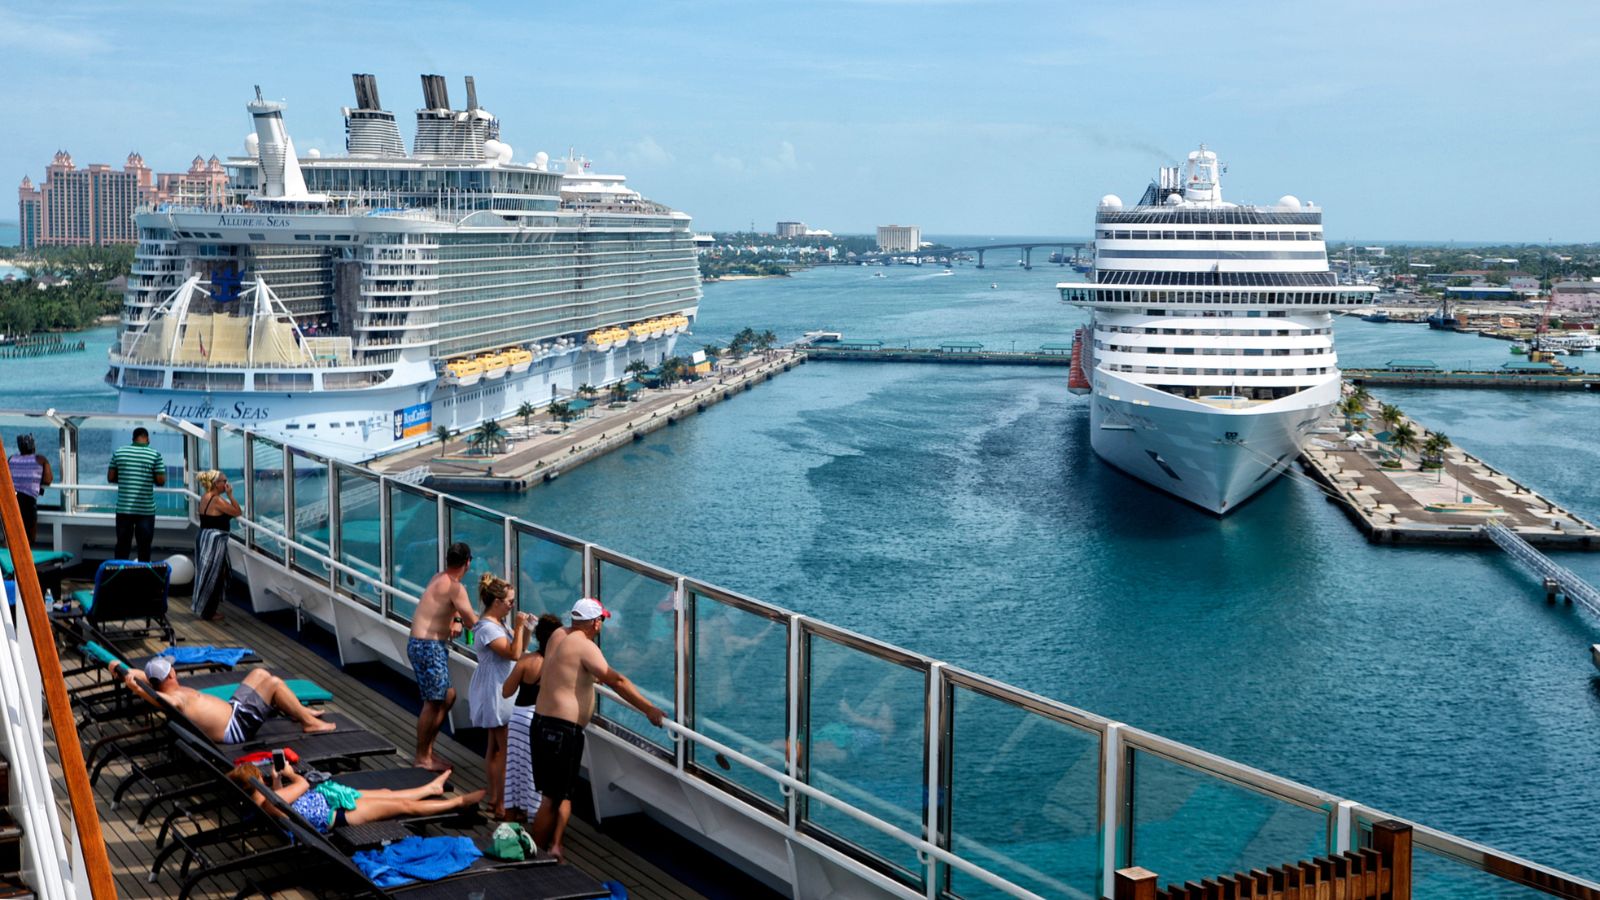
[227, 761, 485, 834]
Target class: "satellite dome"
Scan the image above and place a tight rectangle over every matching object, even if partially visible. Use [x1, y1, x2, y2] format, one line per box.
[1165, 193, 1184, 205]
[244, 133, 259, 157]
[534, 151, 550, 170]
[1277, 194, 1302, 210]
[482, 139, 507, 162]
[1098, 194, 1123, 209]
[497, 142, 514, 163]
[305, 148, 321, 158]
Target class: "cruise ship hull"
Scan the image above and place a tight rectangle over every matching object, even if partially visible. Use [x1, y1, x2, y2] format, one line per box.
[116, 332, 681, 461]
[1088, 372, 1338, 514]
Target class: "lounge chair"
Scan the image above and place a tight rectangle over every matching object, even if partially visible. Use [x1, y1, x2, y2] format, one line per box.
[60, 559, 173, 643]
[0, 547, 73, 598]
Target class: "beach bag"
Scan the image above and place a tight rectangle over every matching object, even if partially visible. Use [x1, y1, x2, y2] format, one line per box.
[486, 821, 536, 860]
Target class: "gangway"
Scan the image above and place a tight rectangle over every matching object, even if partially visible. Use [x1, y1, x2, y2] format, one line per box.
[1484, 520, 1600, 671]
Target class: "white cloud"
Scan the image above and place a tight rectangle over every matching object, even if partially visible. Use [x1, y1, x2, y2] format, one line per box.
[0, 9, 107, 55]
[620, 136, 674, 169]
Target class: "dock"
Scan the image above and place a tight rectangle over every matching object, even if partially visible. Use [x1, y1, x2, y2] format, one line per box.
[1344, 364, 1600, 390]
[802, 339, 1073, 366]
[0, 334, 86, 359]
[1298, 404, 1600, 548]
[370, 351, 803, 491]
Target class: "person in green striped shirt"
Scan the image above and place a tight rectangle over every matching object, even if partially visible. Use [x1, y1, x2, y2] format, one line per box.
[108, 427, 166, 561]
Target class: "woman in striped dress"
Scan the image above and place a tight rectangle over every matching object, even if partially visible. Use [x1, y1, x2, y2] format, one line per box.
[190, 471, 241, 621]
[501, 613, 563, 822]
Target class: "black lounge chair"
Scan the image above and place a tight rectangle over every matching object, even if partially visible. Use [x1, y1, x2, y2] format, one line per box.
[57, 559, 174, 643]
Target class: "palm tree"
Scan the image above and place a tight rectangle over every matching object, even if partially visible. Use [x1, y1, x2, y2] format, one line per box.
[1422, 431, 1452, 468]
[1337, 394, 1364, 430]
[516, 401, 537, 428]
[433, 424, 452, 449]
[546, 400, 571, 423]
[701, 342, 723, 362]
[757, 329, 778, 357]
[1390, 422, 1418, 459]
[609, 382, 629, 404]
[577, 383, 598, 399]
[625, 359, 650, 376]
[1350, 386, 1372, 407]
[1378, 403, 1404, 433]
[659, 356, 685, 386]
[469, 420, 508, 455]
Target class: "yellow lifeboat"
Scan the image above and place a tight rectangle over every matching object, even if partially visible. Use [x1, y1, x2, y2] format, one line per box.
[609, 326, 629, 348]
[479, 352, 510, 380]
[444, 358, 484, 387]
[630, 322, 653, 342]
[587, 330, 615, 352]
[506, 348, 534, 373]
[647, 318, 666, 339]
[669, 314, 689, 334]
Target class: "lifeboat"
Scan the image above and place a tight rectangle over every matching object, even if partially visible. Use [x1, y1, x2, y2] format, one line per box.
[610, 326, 630, 348]
[480, 352, 510, 380]
[506, 348, 534, 373]
[630, 322, 653, 343]
[444, 358, 484, 387]
[1067, 328, 1091, 395]
[648, 318, 665, 339]
[671, 314, 689, 334]
[587, 331, 615, 352]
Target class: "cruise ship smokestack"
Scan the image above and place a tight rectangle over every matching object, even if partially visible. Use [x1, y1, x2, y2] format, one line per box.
[247, 85, 312, 198]
[464, 75, 479, 111]
[413, 73, 497, 159]
[344, 73, 406, 158]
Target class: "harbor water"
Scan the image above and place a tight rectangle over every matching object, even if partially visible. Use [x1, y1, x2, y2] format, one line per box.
[6, 263, 1600, 883]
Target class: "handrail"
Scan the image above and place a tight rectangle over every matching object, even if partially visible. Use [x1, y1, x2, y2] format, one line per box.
[0, 435, 118, 898]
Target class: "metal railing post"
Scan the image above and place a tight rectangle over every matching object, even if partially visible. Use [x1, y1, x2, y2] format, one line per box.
[378, 477, 392, 617]
[1100, 722, 1129, 899]
[675, 576, 688, 772]
[242, 430, 255, 551]
[281, 445, 296, 571]
[1335, 799, 1357, 853]
[328, 460, 342, 593]
[583, 543, 595, 599]
[436, 494, 448, 572]
[924, 661, 947, 899]
[61, 420, 78, 515]
[787, 615, 803, 833]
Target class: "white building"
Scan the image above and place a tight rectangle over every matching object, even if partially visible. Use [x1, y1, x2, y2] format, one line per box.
[876, 224, 921, 252]
[776, 221, 806, 238]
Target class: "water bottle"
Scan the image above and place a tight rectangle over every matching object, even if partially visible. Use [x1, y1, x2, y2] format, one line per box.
[44, 588, 57, 612]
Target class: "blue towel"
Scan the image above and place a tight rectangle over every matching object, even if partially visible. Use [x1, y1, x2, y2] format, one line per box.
[158, 645, 254, 667]
[352, 835, 482, 888]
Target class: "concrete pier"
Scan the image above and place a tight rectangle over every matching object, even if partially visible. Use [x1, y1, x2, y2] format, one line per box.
[1298, 402, 1600, 548]
[369, 351, 804, 491]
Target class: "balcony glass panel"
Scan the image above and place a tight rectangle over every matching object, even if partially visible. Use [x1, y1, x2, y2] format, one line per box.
[1127, 747, 1330, 887]
[802, 631, 926, 882]
[334, 465, 381, 608]
[515, 527, 584, 622]
[249, 436, 286, 561]
[447, 500, 507, 650]
[946, 683, 1101, 898]
[0, 415, 63, 510]
[1410, 847, 1559, 900]
[688, 588, 787, 810]
[289, 448, 330, 580]
[74, 415, 186, 516]
[594, 555, 677, 754]
[386, 483, 439, 622]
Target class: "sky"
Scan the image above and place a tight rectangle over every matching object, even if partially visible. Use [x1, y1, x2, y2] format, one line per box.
[2, 0, 1597, 242]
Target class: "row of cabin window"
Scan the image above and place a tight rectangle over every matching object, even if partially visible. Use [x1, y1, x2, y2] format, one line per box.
[1097, 229, 1320, 241]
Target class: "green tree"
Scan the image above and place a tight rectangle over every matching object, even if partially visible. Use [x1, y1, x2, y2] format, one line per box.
[577, 383, 598, 399]
[757, 329, 778, 357]
[701, 342, 722, 361]
[658, 356, 686, 386]
[1390, 422, 1418, 458]
[1422, 431, 1452, 466]
[609, 382, 629, 404]
[1378, 403, 1404, 432]
[469, 419, 507, 455]
[433, 424, 453, 449]
[625, 359, 650, 376]
[1338, 395, 1365, 430]
[517, 401, 537, 428]
[547, 400, 572, 423]
[1350, 386, 1372, 407]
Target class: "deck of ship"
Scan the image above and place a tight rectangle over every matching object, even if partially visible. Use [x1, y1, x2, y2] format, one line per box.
[44, 583, 725, 899]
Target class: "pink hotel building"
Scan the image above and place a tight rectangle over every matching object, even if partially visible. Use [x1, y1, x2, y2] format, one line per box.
[17, 151, 228, 248]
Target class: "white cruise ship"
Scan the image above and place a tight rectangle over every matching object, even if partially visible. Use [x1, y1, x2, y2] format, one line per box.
[1060, 146, 1374, 514]
[109, 74, 700, 461]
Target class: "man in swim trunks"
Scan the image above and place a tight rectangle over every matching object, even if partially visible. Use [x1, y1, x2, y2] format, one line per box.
[112, 657, 335, 743]
[529, 597, 664, 862]
[407, 541, 479, 771]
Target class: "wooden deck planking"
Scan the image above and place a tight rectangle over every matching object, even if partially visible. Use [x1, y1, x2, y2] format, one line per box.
[44, 590, 709, 900]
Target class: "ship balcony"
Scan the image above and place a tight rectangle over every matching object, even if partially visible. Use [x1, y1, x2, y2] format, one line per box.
[362, 283, 441, 297]
[358, 298, 441, 312]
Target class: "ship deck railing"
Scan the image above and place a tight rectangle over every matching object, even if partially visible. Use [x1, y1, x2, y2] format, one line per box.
[2, 408, 1598, 899]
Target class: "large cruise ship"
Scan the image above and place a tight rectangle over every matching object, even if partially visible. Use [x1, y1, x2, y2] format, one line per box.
[1061, 147, 1374, 513]
[109, 74, 701, 460]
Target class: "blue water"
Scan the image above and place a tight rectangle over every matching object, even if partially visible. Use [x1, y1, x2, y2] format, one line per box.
[4, 265, 1599, 884]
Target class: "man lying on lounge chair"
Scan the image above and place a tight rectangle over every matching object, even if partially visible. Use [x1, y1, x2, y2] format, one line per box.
[110, 657, 337, 744]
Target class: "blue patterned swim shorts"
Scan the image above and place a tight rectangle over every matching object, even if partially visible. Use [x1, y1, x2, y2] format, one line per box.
[406, 637, 451, 702]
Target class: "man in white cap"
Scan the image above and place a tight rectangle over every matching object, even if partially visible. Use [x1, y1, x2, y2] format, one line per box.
[529, 597, 664, 862]
[110, 657, 336, 744]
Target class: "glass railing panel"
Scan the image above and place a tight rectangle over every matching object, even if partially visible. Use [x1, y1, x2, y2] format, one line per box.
[248, 435, 286, 561]
[289, 448, 330, 581]
[687, 585, 788, 812]
[214, 427, 246, 498]
[1410, 843, 1569, 900]
[802, 628, 927, 883]
[593, 552, 678, 755]
[334, 464, 381, 608]
[447, 500, 507, 650]
[1127, 747, 1331, 887]
[0, 415, 65, 511]
[73, 415, 187, 516]
[514, 526, 584, 622]
[385, 482, 439, 623]
[946, 680, 1101, 899]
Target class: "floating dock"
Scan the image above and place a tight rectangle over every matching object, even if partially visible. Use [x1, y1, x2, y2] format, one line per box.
[802, 338, 1072, 366]
[1298, 403, 1599, 548]
[1344, 364, 1600, 390]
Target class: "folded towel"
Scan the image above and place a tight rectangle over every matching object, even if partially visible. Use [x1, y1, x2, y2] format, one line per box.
[198, 679, 333, 703]
[352, 835, 482, 888]
[81, 641, 121, 666]
[159, 645, 255, 667]
[71, 589, 94, 611]
[313, 780, 361, 811]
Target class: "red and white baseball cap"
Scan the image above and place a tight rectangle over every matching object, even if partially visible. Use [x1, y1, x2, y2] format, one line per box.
[571, 597, 611, 622]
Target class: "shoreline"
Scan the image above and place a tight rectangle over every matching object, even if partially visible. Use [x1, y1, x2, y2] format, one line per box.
[701, 272, 792, 283]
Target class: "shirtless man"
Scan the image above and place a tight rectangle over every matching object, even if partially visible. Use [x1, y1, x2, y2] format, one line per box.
[529, 597, 664, 861]
[112, 657, 335, 743]
[407, 542, 479, 771]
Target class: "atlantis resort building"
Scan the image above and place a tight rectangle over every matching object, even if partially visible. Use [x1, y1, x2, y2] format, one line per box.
[17, 151, 228, 248]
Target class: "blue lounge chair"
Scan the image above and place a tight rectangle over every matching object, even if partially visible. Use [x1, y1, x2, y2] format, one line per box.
[68, 559, 173, 643]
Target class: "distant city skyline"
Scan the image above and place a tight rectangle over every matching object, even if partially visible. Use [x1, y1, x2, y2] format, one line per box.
[2, 0, 1597, 242]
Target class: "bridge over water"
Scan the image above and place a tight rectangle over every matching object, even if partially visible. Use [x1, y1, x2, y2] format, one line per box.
[849, 241, 1092, 270]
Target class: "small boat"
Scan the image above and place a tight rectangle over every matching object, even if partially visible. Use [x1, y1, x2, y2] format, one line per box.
[990, 283, 998, 289]
[872, 272, 886, 279]
[611, 327, 630, 348]
[1360, 311, 1390, 323]
[648, 319, 665, 339]
[586, 332, 614, 353]
[443, 358, 484, 387]
[480, 353, 509, 379]
[630, 323, 653, 343]
[1511, 344, 1527, 355]
[507, 348, 534, 373]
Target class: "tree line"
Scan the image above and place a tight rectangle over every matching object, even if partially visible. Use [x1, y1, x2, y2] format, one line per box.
[0, 244, 134, 334]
